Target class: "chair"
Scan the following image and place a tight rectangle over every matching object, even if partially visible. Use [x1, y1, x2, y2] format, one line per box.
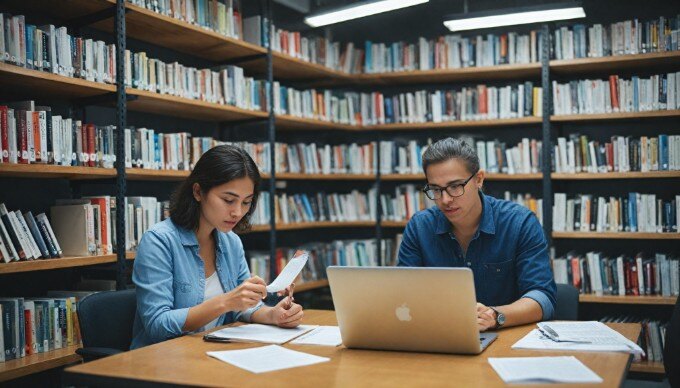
[76, 289, 137, 362]
[554, 283, 579, 320]
[664, 297, 679, 388]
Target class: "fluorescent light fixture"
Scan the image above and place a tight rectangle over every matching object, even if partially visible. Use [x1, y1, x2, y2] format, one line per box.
[305, 0, 429, 28]
[444, 3, 585, 32]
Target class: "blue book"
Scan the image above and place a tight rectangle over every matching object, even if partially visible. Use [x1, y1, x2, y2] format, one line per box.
[25, 25, 35, 69]
[628, 193, 638, 232]
[364, 41, 372, 73]
[659, 134, 669, 170]
[384, 98, 393, 123]
[154, 133, 161, 168]
[300, 195, 314, 220]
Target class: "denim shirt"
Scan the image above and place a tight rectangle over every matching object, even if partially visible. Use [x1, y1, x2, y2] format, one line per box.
[131, 219, 263, 349]
[398, 192, 556, 320]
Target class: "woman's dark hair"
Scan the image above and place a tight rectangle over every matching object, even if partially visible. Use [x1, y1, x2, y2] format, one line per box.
[170, 144, 261, 233]
[422, 137, 480, 175]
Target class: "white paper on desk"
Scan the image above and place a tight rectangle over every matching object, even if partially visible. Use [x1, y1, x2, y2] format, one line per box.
[266, 252, 309, 293]
[207, 324, 317, 344]
[513, 323, 643, 356]
[290, 326, 342, 346]
[536, 321, 644, 355]
[488, 356, 603, 384]
[207, 345, 330, 374]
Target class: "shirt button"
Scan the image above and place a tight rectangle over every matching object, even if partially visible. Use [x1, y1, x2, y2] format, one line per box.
[466, 262, 471, 267]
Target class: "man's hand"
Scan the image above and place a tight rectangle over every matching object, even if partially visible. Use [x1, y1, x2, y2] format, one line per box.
[477, 302, 497, 332]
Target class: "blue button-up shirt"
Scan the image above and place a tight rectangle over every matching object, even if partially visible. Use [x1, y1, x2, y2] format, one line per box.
[131, 219, 262, 349]
[398, 192, 556, 320]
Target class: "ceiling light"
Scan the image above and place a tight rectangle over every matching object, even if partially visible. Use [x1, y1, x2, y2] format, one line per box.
[444, 3, 585, 32]
[305, 0, 429, 28]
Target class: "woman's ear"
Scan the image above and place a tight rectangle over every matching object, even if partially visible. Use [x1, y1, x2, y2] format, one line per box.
[192, 183, 202, 202]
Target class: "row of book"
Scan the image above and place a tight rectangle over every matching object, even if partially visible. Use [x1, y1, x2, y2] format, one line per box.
[251, 190, 377, 226]
[1, 14, 116, 82]
[552, 193, 679, 233]
[127, 0, 244, 40]
[600, 316, 667, 363]
[553, 134, 680, 174]
[552, 251, 679, 297]
[0, 296, 85, 362]
[477, 138, 542, 175]
[552, 72, 680, 115]
[248, 237, 402, 284]
[553, 16, 680, 60]
[0, 203, 62, 263]
[0, 14, 266, 112]
[0, 101, 116, 166]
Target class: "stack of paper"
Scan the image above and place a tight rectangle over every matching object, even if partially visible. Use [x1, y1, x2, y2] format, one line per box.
[207, 345, 330, 374]
[513, 321, 644, 356]
[488, 356, 603, 384]
[205, 324, 316, 344]
[291, 326, 342, 346]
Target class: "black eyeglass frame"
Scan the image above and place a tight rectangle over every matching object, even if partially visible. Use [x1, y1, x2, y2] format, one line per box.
[422, 171, 478, 200]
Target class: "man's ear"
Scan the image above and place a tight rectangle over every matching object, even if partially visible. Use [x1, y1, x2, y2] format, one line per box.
[476, 169, 486, 189]
[192, 183, 202, 202]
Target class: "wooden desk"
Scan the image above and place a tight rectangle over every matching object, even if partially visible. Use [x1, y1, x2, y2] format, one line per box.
[64, 310, 640, 387]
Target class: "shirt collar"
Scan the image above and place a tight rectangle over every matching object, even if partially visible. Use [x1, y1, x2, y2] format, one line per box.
[176, 222, 225, 252]
[434, 191, 496, 235]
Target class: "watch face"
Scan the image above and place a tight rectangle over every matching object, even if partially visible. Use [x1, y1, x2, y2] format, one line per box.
[497, 313, 506, 325]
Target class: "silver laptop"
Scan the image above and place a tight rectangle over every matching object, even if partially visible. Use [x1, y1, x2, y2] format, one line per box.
[327, 266, 497, 354]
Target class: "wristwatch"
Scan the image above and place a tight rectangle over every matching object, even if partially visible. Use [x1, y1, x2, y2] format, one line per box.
[489, 307, 505, 329]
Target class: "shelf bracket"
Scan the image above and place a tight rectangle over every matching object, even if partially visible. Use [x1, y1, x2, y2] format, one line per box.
[66, 6, 129, 30]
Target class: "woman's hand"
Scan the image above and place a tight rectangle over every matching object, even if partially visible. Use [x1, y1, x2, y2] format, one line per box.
[223, 276, 267, 312]
[268, 297, 304, 328]
[477, 302, 497, 332]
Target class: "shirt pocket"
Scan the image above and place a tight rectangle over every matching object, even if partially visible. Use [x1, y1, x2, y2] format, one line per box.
[174, 280, 193, 294]
[484, 259, 514, 280]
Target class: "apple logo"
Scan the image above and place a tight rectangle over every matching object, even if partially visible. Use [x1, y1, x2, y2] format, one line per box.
[395, 303, 412, 322]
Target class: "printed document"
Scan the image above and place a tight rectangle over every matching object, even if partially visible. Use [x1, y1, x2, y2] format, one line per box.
[513, 321, 644, 356]
[291, 326, 342, 346]
[489, 356, 603, 384]
[266, 251, 309, 293]
[207, 345, 330, 373]
[205, 324, 316, 344]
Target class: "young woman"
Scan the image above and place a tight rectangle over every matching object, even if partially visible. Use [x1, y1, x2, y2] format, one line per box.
[131, 145, 303, 349]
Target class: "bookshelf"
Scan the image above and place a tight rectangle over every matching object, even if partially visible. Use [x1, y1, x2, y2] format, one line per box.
[0, 252, 135, 275]
[0, 344, 81, 383]
[0, 164, 116, 180]
[552, 232, 680, 240]
[579, 294, 678, 306]
[295, 279, 329, 293]
[630, 361, 666, 374]
[0, 62, 115, 99]
[357, 63, 541, 85]
[551, 171, 680, 180]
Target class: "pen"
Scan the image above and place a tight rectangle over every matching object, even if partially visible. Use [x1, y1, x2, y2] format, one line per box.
[285, 283, 295, 310]
[538, 323, 591, 344]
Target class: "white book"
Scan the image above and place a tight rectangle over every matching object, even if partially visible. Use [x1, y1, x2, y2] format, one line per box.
[489, 356, 602, 384]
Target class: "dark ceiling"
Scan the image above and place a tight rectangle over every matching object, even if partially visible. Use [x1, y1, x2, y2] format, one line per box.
[247, 0, 680, 44]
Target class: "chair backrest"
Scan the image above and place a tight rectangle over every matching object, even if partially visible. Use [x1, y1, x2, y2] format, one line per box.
[77, 289, 137, 351]
[664, 297, 680, 388]
[554, 284, 579, 320]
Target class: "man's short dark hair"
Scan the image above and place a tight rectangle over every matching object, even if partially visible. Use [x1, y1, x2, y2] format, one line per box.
[422, 137, 480, 175]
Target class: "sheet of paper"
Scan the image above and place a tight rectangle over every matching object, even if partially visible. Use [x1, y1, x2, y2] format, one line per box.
[536, 321, 644, 355]
[488, 356, 603, 384]
[290, 326, 342, 346]
[207, 345, 330, 374]
[266, 252, 309, 293]
[513, 328, 642, 355]
[207, 324, 316, 344]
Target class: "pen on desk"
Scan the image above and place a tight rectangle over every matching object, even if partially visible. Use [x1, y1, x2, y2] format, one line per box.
[538, 324, 591, 344]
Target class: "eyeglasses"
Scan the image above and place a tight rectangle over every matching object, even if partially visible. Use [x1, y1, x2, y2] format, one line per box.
[422, 172, 477, 200]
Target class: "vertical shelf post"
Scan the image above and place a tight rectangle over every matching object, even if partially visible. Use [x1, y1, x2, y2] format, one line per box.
[540, 24, 553, 247]
[265, 0, 277, 283]
[115, 0, 128, 290]
[375, 139, 383, 265]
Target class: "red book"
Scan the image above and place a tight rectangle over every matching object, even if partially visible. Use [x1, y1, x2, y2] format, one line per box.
[0, 106, 8, 163]
[32, 111, 41, 163]
[605, 143, 614, 171]
[24, 309, 34, 355]
[609, 75, 620, 111]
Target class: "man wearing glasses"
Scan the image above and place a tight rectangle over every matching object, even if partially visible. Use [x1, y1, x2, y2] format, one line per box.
[398, 137, 556, 332]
